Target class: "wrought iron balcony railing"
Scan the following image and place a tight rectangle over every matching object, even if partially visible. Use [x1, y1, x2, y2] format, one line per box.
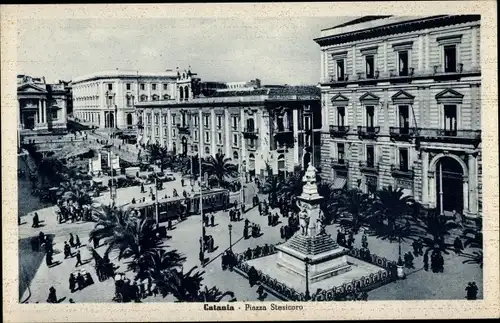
[359, 161, 379, 174]
[176, 124, 190, 134]
[390, 164, 414, 178]
[416, 128, 481, 146]
[389, 127, 417, 141]
[329, 125, 350, 138]
[242, 127, 259, 139]
[357, 126, 380, 140]
[274, 126, 294, 134]
[331, 158, 348, 169]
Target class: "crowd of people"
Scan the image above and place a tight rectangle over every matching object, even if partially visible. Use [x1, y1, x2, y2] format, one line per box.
[56, 199, 92, 224]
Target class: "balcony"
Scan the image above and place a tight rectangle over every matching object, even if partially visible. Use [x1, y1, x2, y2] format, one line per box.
[247, 144, 257, 151]
[331, 158, 348, 170]
[242, 127, 259, 139]
[329, 125, 350, 138]
[357, 126, 380, 140]
[137, 122, 144, 129]
[274, 125, 294, 134]
[176, 124, 190, 134]
[359, 161, 379, 174]
[391, 164, 414, 178]
[389, 127, 416, 141]
[416, 128, 481, 146]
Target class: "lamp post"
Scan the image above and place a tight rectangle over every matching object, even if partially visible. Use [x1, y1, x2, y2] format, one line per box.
[199, 107, 205, 258]
[228, 223, 233, 252]
[304, 257, 311, 300]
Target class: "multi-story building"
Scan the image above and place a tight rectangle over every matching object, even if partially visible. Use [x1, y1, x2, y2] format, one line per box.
[17, 74, 69, 133]
[136, 73, 321, 180]
[315, 15, 481, 219]
[71, 70, 179, 129]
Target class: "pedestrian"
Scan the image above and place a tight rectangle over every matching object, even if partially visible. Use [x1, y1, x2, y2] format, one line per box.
[243, 225, 249, 240]
[75, 250, 83, 267]
[46, 251, 53, 266]
[32, 212, 40, 228]
[437, 253, 444, 273]
[69, 273, 76, 292]
[181, 178, 185, 187]
[280, 226, 285, 239]
[268, 214, 272, 226]
[407, 252, 414, 269]
[64, 241, 71, 259]
[75, 235, 81, 248]
[210, 214, 215, 227]
[199, 250, 204, 264]
[84, 271, 95, 286]
[454, 237, 464, 254]
[76, 272, 85, 290]
[47, 286, 57, 303]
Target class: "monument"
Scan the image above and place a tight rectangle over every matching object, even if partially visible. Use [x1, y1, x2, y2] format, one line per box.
[275, 162, 351, 282]
[242, 162, 388, 297]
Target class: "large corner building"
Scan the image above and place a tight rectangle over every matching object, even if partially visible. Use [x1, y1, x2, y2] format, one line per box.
[315, 15, 481, 219]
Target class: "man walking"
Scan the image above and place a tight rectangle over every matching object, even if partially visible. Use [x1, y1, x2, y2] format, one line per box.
[75, 250, 83, 267]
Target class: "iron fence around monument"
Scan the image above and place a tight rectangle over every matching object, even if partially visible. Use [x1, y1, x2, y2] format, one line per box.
[232, 244, 397, 302]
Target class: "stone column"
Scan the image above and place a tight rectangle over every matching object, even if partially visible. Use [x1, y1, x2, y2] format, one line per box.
[199, 109, 204, 158]
[421, 150, 429, 205]
[293, 108, 299, 166]
[224, 108, 231, 157]
[428, 171, 436, 208]
[471, 27, 478, 70]
[383, 40, 388, 73]
[167, 109, 172, 151]
[240, 108, 246, 164]
[42, 100, 47, 123]
[468, 154, 477, 214]
[418, 34, 424, 72]
[320, 50, 325, 82]
[463, 179, 469, 212]
[211, 108, 216, 156]
[424, 34, 430, 72]
[351, 45, 357, 79]
[37, 99, 42, 124]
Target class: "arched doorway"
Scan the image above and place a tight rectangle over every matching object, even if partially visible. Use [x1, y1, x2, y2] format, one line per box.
[106, 112, 114, 128]
[172, 142, 177, 155]
[303, 152, 311, 169]
[127, 113, 133, 127]
[436, 156, 464, 214]
[248, 153, 256, 180]
[181, 137, 188, 155]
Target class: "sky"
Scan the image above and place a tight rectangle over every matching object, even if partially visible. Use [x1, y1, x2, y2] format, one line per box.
[17, 17, 353, 85]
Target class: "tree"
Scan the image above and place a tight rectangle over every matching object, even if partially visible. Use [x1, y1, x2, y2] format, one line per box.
[156, 266, 205, 301]
[318, 183, 345, 225]
[198, 286, 235, 302]
[461, 219, 483, 268]
[262, 163, 280, 206]
[277, 166, 303, 202]
[147, 143, 171, 172]
[88, 205, 132, 244]
[139, 248, 187, 282]
[202, 153, 238, 187]
[333, 188, 372, 234]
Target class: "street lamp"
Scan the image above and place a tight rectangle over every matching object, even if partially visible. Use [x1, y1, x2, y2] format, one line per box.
[304, 257, 311, 301]
[228, 223, 233, 252]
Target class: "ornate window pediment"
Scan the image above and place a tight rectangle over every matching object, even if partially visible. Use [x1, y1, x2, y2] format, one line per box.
[437, 35, 463, 46]
[435, 88, 464, 104]
[360, 46, 378, 56]
[330, 93, 349, 107]
[331, 51, 348, 60]
[391, 90, 415, 105]
[392, 41, 414, 52]
[359, 92, 380, 105]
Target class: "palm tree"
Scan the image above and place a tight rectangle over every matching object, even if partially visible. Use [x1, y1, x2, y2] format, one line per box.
[262, 163, 280, 206]
[88, 205, 132, 244]
[317, 183, 344, 225]
[460, 219, 483, 268]
[413, 208, 460, 260]
[333, 188, 372, 234]
[202, 153, 238, 187]
[462, 250, 483, 268]
[277, 166, 303, 202]
[156, 266, 205, 301]
[198, 286, 235, 302]
[370, 186, 417, 240]
[147, 143, 171, 172]
[139, 248, 186, 281]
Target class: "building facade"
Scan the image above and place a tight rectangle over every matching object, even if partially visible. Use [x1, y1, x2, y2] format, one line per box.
[136, 81, 321, 180]
[17, 75, 69, 133]
[71, 70, 179, 129]
[315, 15, 481, 219]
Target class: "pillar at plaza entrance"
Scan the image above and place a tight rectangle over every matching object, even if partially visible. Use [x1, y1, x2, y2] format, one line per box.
[275, 163, 351, 283]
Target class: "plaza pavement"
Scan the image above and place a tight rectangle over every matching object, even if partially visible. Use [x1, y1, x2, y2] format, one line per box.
[18, 173, 482, 303]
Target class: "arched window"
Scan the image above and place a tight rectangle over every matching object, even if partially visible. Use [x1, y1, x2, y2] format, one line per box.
[205, 146, 210, 154]
[193, 145, 198, 152]
[249, 153, 255, 170]
[127, 113, 133, 125]
[233, 151, 239, 160]
[152, 94, 159, 101]
[179, 88, 184, 100]
[163, 94, 170, 100]
[184, 87, 189, 100]
[140, 94, 148, 102]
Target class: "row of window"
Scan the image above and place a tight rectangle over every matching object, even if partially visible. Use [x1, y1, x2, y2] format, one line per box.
[109, 83, 172, 91]
[334, 142, 410, 171]
[334, 104, 458, 132]
[332, 42, 461, 81]
[144, 112, 241, 129]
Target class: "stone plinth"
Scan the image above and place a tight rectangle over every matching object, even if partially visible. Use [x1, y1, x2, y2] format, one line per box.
[276, 234, 351, 283]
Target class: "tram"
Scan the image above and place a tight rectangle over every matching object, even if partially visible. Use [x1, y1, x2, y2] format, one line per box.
[127, 188, 231, 223]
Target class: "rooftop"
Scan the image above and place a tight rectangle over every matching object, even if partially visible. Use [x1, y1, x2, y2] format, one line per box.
[71, 70, 179, 84]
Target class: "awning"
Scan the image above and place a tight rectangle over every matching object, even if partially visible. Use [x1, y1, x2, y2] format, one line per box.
[332, 177, 347, 190]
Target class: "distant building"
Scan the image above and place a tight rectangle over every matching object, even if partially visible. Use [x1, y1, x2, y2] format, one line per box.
[218, 79, 262, 92]
[136, 72, 321, 180]
[315, 15, 481, 219]
[17, 74, 69, 134]
[71, 70, 178, 129]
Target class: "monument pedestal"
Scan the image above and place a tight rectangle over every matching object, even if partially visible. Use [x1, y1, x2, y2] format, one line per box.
[276, 234, 351, 283]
